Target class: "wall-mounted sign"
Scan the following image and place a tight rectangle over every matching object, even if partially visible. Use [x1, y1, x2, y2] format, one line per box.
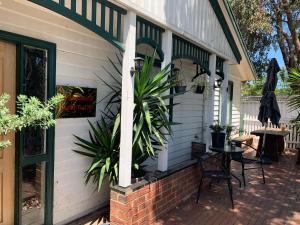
[56, 86, 97, 118]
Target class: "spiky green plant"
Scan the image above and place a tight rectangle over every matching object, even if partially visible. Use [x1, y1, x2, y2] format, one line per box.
[288, 67, 300, 132]
[74, 54, 181, 190]
[74, 116, 120, 190]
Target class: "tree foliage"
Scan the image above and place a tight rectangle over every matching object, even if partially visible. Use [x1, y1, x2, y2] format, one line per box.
[264, 0, 300, 68]
[230, 0, 300, 71]
[229, 0, 273, 75]
[0, 93, 64, 149]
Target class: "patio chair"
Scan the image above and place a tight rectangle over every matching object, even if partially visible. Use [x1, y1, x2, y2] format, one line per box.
[230, 142, 266, 187]
[196, 153, 234, 209]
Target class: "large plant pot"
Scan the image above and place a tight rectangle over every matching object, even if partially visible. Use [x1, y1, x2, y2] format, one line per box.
[211, 132, 226, 148]
[175, 85, 187, 93]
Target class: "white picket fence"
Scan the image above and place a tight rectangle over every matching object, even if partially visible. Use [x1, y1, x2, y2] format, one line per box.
[241, 96, 300, 149]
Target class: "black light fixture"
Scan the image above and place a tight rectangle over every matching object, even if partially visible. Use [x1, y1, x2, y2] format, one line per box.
[134, 57, 144, 72]
[130, 57, 144, 76]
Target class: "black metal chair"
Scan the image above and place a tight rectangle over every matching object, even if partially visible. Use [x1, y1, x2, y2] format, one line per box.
[230, 142, 266, 187]
[196, 153, 234, 209]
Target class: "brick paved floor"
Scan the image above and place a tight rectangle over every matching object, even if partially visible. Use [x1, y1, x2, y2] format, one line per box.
[154, 148, 300, 225]
[68, 147, 299, 225]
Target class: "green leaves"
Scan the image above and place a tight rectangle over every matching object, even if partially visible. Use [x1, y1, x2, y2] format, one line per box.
[0, 93, 64, 150]
[74, 116, 120, 190]
[74, 53, 182, 191]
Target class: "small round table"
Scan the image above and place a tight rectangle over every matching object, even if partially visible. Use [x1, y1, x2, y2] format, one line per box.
[209, 145, 244, 187]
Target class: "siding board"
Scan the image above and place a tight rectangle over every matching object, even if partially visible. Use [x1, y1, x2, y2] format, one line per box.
[1, 1, 118, 224]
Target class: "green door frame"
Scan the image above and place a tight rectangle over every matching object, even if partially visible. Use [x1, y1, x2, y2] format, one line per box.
[0, 30, 56, 225]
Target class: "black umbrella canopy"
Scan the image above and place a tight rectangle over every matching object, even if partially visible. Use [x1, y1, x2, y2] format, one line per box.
[258, 58, 281, 127]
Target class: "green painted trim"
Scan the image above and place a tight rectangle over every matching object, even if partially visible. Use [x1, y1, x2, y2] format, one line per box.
[216, 56, 224, 73]
[0, 29, 56, 225]
[137, 16, 165, 32]
[117, 12, 121, 41]
[136, 38, 164, 61]
[29, 0, 125, 51]
[98, 0, 127, 14]
[209, 0, 242, 63]
[91, 0, 96, 23]
[136, 17, 165, 61]
[109, 7, 114, 35]
[223, 0, 257, 79]
[82, 0, 87, 18]
[172, 34, 211, 74]
[136, 53, 162, 67]
[71, 0, 76, 12]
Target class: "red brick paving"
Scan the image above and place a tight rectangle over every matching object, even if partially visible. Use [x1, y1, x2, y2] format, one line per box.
[153, 148, 300, 225]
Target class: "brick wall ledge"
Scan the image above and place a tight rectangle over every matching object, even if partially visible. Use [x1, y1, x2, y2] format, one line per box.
[111, 159, 198, 195]
[110, 153, 219, 225]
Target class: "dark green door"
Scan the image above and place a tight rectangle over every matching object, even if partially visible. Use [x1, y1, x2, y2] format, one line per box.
[1, 31, 57, 225]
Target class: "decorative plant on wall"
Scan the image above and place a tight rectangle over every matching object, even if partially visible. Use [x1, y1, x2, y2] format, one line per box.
[288, 66, 300, 133]
[74, 54, 181, 190]
[0, 93, 64, 150]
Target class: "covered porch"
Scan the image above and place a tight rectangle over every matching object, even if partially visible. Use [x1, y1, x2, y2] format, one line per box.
[69, 142, 300, 225]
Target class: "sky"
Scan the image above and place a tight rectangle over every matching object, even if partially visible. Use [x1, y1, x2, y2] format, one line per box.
[268, 46, 285, 69]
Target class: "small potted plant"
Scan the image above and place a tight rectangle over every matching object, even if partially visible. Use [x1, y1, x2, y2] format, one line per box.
[226, 125, 235, 145]
[209, 123, 226, 148]
[192, 76, 207, 94]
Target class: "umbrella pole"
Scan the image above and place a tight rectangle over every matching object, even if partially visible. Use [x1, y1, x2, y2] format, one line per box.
[261, 121, 272, 164]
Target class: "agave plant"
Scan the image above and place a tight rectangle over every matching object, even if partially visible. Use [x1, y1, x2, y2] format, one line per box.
[288, 66, 300, 132]
[74, 54, 181, 190]
[73, 116, 120, 190]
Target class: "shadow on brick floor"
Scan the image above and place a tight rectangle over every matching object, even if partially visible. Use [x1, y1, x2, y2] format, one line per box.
[153, 148, 300, 225]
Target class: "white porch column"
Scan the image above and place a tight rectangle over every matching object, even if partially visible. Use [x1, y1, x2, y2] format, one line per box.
[220, 61, 229, 127]
[119, 11, 136, 187]
[157, 30, 172, 172]
[205, 54, 217, 152]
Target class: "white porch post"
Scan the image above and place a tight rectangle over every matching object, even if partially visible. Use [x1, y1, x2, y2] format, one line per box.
[205, 54, 217, 152]
[220, 61, 229, 127]
[119, 11, 136, 187]
[157, 30, 172, 172]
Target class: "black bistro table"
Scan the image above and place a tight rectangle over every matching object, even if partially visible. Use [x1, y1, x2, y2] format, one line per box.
[209, 145, 244, 187]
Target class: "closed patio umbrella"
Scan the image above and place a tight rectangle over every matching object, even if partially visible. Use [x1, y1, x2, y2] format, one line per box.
[258, 58, 281, 163]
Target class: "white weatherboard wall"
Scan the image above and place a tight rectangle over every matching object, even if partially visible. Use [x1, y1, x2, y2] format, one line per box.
[229, 76, 241, 128]
[168, 59, 206, 168]
[0, 0, 120, 224]
[117, 0, 236, 62]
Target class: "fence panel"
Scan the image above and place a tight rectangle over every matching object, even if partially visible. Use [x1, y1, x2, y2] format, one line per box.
[241, 96, 300, 149]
